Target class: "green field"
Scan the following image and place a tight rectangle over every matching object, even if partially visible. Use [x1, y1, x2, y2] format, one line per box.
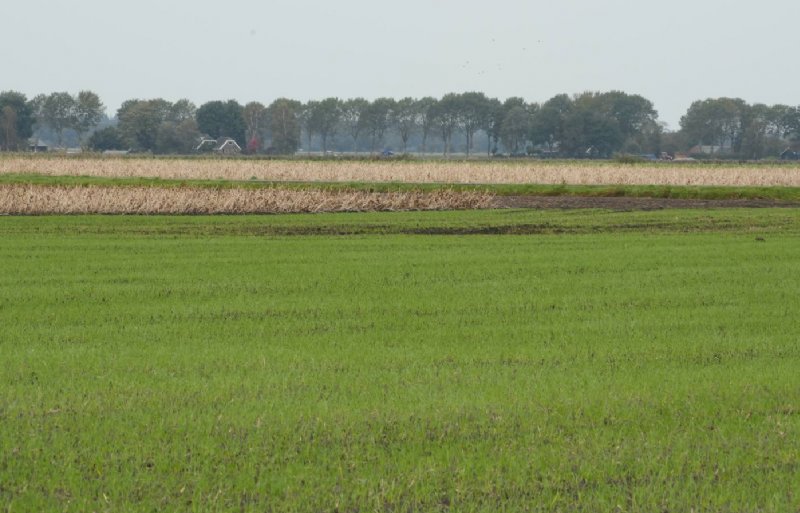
[2, 209, 800, 512]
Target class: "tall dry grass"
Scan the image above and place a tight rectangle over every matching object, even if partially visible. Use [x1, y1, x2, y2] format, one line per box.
[0, 185, 492, 215]
[2, 155, 800, 186]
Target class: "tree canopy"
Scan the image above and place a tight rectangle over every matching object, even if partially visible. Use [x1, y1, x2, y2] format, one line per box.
[1, 88, 798, 158]
[196, 100, 246, 146]
[0, 91, 35, 150]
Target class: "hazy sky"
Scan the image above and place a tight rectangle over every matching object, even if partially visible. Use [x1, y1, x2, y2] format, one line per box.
[5, 0, 799, 129]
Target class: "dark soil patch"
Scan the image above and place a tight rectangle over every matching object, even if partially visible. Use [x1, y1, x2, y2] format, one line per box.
[493, 196, 800, 210]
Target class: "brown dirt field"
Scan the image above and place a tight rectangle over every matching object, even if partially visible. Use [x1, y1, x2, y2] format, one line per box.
[492, 196, 800, 210]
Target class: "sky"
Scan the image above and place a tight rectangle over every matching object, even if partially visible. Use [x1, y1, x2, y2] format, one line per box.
[5, 0, 799, 130]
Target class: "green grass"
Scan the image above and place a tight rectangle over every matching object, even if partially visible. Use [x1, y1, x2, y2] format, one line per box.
[4, 172, 800, 202]
[2, 209, 800, 512]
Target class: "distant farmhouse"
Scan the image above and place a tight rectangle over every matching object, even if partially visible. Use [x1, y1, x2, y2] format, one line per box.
[195, 137, 242, 155]
[780, 148, 800, 160]
[28, 139, 48, 152]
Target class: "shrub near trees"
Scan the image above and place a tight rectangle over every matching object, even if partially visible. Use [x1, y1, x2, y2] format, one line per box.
[1, 88, 798, 157]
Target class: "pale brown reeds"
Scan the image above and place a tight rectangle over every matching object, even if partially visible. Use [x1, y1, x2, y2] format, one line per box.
[2, 155, 800, 186]
[0, 185, 493, 215]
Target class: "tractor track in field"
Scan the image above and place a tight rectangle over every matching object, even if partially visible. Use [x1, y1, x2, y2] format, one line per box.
[492, 195, 800, 210]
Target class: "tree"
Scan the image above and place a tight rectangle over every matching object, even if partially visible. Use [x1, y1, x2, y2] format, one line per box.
[196, 100, 246, 146]
[30, 91, 105, 147]
[340, 98, 369, 153]
[594, 92, 657, 141]
[738, 103, 769, 159]
[415, 97, 438, 155]
[267, 98, 301, 154]
[308, 98, 341, 153]
[734, 103, 800, 159]
[431, 94, 460, 156]
[482, 97, 504, 156]
[299, 101, 317, 152]
[776, 105, 800, 142]
[361, 97, 395, 153]
[499, 104, 531, 154]
[1, 106, 18, 151]
[0, 91, 34, 150]
[530, 94, 572, 153]
[34, 92, 76, 147]
[87, 126, 125, 151]
[168, 99, 197, 123]
[561, 97, 623, 158]
[117, 99, 169, 152]
[73, 91, 104, 142]
[454, 92, 493, 156]
[588, 91, 659, 154]
[243, 101, 268, 151]
[155, 119, 201, 154]
[679, 98, 747, 154]
[391, 97, 418, 153]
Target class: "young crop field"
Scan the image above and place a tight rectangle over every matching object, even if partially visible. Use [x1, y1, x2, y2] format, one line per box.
[3, 154, 800, 187]
[2, 209, 800, 512]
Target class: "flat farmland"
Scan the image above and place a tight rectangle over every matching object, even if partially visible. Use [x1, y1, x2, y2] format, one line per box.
[2, 209, 800, 512]
[3, 154, 800, 186]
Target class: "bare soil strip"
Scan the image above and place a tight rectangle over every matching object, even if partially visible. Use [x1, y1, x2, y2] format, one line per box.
[0, 185, 492, 215]
[493, 196, 800, 210]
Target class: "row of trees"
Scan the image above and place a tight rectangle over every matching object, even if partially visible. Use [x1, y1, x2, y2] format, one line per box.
[250, 92, 663, 158]
[0, 91, 104, 150]
[2, 89, 799, 158]
[678, 98, 800, 159]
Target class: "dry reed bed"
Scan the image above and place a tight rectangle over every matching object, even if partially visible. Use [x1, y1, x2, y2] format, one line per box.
[3, 156, 800, 186]
[0, 185, 492, 215]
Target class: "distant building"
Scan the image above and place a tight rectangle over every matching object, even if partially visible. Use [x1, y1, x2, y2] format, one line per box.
[688, 144, 731, 155]
[780, 148, 800, 160]
[195, 137, 217, 152]
[196, 137, 242, 155]
[28, 139, 48, 152]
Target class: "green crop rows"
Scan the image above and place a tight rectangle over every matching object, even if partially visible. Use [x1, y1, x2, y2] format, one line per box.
[2, 209, 800, 512]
